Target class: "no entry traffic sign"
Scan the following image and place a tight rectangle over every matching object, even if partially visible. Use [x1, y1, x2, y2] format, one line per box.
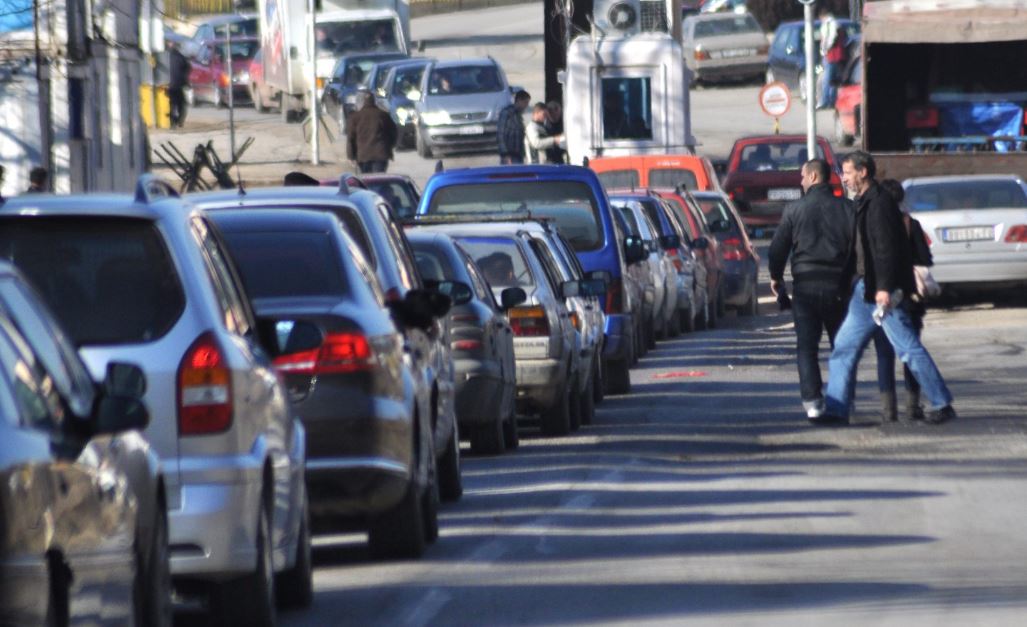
[759, 82, 791, 118]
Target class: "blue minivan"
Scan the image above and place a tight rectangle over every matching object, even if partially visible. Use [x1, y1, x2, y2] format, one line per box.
[417, 165, 647, 394]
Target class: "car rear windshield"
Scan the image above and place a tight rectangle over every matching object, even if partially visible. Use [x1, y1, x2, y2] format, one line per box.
[428, 181, 604, 251]
[218, 230, 348, 298]
[736, 142, 826, 173]
[597, 169, 640, 190]
[410, 244, 454, 282]
[905, 180, 1027, 212]
[456, 237, 534, 289]
[0, 217, 185, 346]
[427, 65, 503, 95]
[649, 168, 699, 190]
[367, 181, 418, 218]
[694, 15, 762, 38]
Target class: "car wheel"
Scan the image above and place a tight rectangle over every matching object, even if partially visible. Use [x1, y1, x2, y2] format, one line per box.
[416, 127, 434, 159]
[579, 370, 595, 426]
[438, 422, 463, 502]
[645, 318, 657, 350]
[605, 352, 632, 395]
[369, 475, 426, 559]
[223, 501, 276, 627]
[540, 384, 572, 436]
[716, 285, 727, 318]
[136, 507, 172, 626]
[502, 398, 520, 450]
[471, 418, 506, 455]
[275, 491, 313, 608]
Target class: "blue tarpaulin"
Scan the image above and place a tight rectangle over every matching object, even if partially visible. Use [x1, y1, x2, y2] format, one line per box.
[0, 1, 33, 34]
[938, 102, 1025, 153]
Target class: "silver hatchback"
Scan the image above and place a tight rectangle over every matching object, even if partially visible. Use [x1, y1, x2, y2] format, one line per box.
[0, 177, 312, 624]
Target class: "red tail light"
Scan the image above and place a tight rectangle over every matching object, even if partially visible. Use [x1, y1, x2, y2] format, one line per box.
[694, 48, 710, 61]
[833, 187, 844, 197]
[721, 237, 748, 261]
[906, 106, 939, 130]
[178, 333, 232, 436]
[273, 332, 373, 375]
[451, 339, 483, 351]
[1005, 225, 1027, 243]
[509, 306, 550, 337]
[605, 277, 625, 313]
[219, 73, 230, 88]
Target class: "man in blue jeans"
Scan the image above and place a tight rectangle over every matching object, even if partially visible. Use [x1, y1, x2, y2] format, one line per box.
[821, 151, 956, 426]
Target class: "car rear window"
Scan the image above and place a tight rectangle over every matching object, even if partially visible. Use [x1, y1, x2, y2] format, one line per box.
[456, 237, 534, 289]
[905, 180, 1027, 211]
[597, 169, 640, 190]
[428, 181, 604, 252]
[218, 230, 348, 298]
[427, 65, 503, 95]
[0, 217, 185, 346]
[649, 168, 699, 190]
[367, 181, 418, 218]
[695, 196, 739, 234]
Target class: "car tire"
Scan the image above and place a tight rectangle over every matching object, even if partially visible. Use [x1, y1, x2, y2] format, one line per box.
[416, 127, 434, 159]
[579, 371, 595, 426]
[136, 507, 172, 627]
[438, 423, 463, 502]
[605, 357, 631, 395]
[422, 445, 440, 544]
[540, 385, 572, 436]
[716, 285, 727, 318]
[369, 476, 426, 559]
[223, 501, 276, 627]
[471, 418, 506, 455]
[45, 555, 69, 627]
[645, 319, 657, 350]
[275, 492, 313, 609]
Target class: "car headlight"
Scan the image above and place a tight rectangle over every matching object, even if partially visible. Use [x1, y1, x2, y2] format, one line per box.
[395, 106, 415, 124]
[234, 71, 249, 84]
[344, 93, 357, 105]
[419, 110, 451, 126]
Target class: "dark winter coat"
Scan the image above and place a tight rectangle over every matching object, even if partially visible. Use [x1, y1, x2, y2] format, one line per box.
[347, 104, 398, 163]
[769, 183, 854, 290]
[844, 180, 916, 302]
[169, 49, 190, 89]
[496, 104, 525, 160]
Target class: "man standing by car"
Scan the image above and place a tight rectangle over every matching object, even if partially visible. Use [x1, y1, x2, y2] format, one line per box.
[347, 90, 398, 173]
[525, 102, 562, 164]
[497, 90, 530, 164]
[821, 151, 956, 426]
[168, 40, 190, 128]
[769, 158, 853, 420]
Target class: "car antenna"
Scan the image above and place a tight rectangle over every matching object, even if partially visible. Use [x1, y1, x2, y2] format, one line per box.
[434, 160, 444, 173]
[236, 165, 246, 196]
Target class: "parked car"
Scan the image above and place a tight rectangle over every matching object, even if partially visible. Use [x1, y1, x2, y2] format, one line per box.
[203, 207, 451, 558]
[407, 229, 523, 453]
[0, 261, 171, 627]
[693, 190, 761, 315]
[657, 189, 722, 329]
[431, 223, 593, 435]
[414, 58, 518, 158]
[834, 51, 862, 146]
[612, 201, 660, 354]
[609, 208, 650, 362]
[417, 164, 647, 395]
[904, 175, 1027, 299]
[766, 19, 859, 95]
[362, 173, 422, 218]
[0, 176, 312, 624]
[188, 182, 461, 519]
[721, 134, 843, 238]
[378, 58, 435, 149]
[184, 13, 259, 59]
[187, 38, 259, 107]
[589, 154, 723, 193]
[321, 52, 409, 129]
[683, 12, 769, 84]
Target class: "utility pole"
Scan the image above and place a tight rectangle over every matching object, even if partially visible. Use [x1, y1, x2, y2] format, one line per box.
[799, 0, 817, 160]
[309, 0, 320, 165]
[32, 0, 52, 189]
[225, 27, 237, 160]
[544, 0, 593, 104]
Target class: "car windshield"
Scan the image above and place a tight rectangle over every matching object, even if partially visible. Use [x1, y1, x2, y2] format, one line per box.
[737, 142, 826, 173]
[0, 217, 186, 346]
[905, 180, 1027, 211]
[338, 59, 378, 87]
[392, 64, 428, 97]
[694, 15, 762, 38]
[428, 181, 604, 252]
[217, 230, 348, 298]
[649, 168, 699, 190]
[410, 245, 453, 282]
[456, 237, 534, 289]
[427, 65, 503, 95]
[367, 181, 418, 218]
[316, 19, 400, 57]
[214, 40, 258, 61]
[597, 170, 640, 191]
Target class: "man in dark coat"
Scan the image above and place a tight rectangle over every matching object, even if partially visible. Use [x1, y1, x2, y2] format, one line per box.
[497, 90, 530, 164]
[768, 158, 853, 421]
[347, 91, 398, 173]
[168, 41, 190, 128]
[821, 151, 955, 426]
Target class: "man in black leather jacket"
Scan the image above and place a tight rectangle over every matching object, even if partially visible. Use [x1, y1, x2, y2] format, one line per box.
[769, 158, 853, 419]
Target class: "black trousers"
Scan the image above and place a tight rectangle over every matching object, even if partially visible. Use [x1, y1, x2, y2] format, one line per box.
[168, 87, 186, 127]
[358, 160, 388, 173]
[791, 282, 847, 402]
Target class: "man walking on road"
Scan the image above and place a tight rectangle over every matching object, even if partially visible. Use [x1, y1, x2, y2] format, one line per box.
[821, 151, 956, 426]
[168, 41, 190, 129]
[497, 90, 531, 164]
[347, 91, 398, 173]
[769, 158, 854, 420]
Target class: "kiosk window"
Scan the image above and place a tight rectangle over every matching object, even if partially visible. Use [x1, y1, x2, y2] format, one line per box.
[602, 77, 653, 141]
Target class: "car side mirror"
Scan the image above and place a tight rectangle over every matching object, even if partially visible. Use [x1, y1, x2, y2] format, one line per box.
[256, 318, 324, 359]
[624, 236, 647, 264]
[692, 236, 710, 250]
[500, 286, 527, 309]
[389, 289, 450, 331]
[578, 278, 607, 298]
[660, 234, 681, 250]
[433, 280, 473, 306]
[95, 362, 149, 434]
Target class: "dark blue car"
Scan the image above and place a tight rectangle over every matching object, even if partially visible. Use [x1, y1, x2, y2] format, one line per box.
[417, 165, 647, 394]
[692, 191, 760, 316]
[765, 19, 859, 93]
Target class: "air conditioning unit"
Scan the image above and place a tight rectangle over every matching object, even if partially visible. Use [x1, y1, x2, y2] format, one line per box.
[594, 0, 674, 35]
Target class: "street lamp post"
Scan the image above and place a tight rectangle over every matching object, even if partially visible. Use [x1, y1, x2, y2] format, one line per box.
[799, 0, 817, 160]
[309, 0, 320, 166]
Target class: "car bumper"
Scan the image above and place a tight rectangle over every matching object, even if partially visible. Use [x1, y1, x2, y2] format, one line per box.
[453, 358, 505, 426]
[515, 358, 568, 410]
[932, 254, 1027, 288]
[424, 123, 498, 150]
[693, 59, 768, 81]
[602, 313, 633, 362]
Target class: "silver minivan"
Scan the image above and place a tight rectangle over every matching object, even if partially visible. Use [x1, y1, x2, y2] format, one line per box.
[0, 177, 312, 624]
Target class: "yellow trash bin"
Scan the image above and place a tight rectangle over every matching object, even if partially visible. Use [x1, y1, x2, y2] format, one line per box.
[140, 84, 172, 129]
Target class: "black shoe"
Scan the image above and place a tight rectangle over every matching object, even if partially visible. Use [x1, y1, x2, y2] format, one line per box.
[924, 405, 957, 425]
[809, 414, 848, 427]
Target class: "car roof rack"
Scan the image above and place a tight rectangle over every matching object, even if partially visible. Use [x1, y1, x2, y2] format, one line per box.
[134, 174, 180, 204]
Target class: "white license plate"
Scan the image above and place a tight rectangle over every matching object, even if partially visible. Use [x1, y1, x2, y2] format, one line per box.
[942, 226, 994, 242]
[458, 124, 485, 135]
[514, 338, 549, 359]
[767, 188, 802, 201]
[720, 48, 756, 58]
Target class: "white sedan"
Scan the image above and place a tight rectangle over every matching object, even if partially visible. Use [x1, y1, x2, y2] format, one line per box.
[904, 174, 1027, 297]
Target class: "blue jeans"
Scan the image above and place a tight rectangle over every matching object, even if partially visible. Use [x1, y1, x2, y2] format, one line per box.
[819, 62, 839, 108]
[825, 280, 952, 418]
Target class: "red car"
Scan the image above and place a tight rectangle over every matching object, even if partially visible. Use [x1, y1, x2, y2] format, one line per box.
[720, 134, 843, 238]
[188, 38, 258, 108]
[834, 53, 862, 147]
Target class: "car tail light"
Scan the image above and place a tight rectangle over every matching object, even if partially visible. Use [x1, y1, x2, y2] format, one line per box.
[694, 47, 710, 61]
[509, 306, 550, 337]
[179, 332, 232, 436]
[605, 277, 625, 313]
[906, 106, 939, 130]
[219, 73, 230, 88]
[1006, 225, 1027, 243]
[569, 311, 581, 331]
[451, 339, 483, 351]
[273, 332, 373, 375]
[721, 237, 748, 261]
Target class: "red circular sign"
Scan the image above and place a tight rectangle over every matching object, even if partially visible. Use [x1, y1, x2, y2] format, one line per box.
[759, 82, 792, 117]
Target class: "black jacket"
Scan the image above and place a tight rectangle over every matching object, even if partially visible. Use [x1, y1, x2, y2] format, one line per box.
[347, 104, 398, 162]
[768, 183, 854, 288]
[169, 49, 190, 90]
[844, 181, 916, 302]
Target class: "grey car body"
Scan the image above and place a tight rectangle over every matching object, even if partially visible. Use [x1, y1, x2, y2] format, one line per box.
[683, 12, 768, 83]
[321, 51, 409, 129]
[407, 230, 520, 454]
[414, 57, 515, 158]
[0, 261, 170, 626]
[0, 178, 310, 623]
[376, 57, 435, 149]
